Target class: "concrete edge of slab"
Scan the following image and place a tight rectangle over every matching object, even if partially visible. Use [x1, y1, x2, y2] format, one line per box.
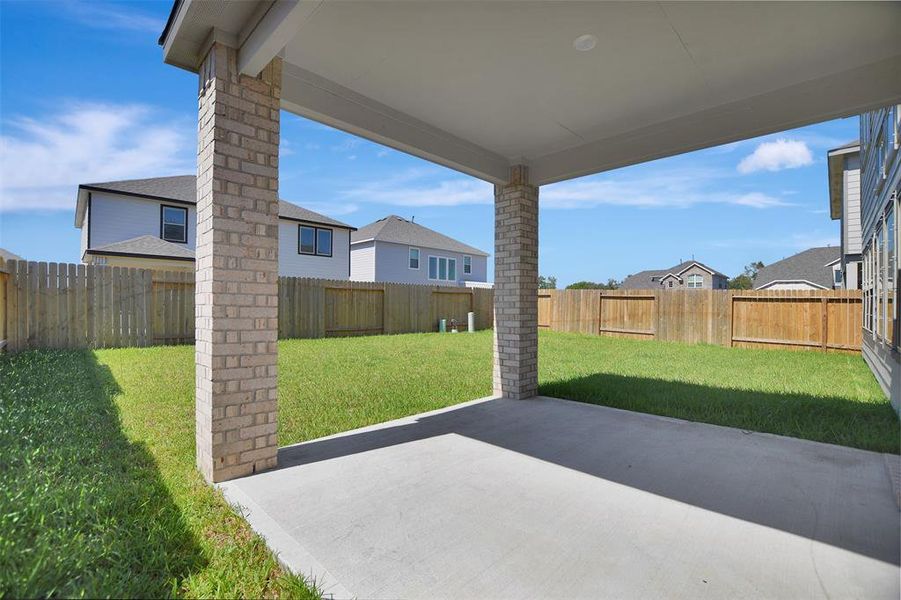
[885, 453, 901, 510]
[218, 481, 354, 600]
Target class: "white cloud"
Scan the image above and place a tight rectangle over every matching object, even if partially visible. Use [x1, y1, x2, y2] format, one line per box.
[1, 102, 193, 213]
[340, 169, 493, 207]
[543, 168, 790, 210]
[62, 1, 165, 34]
[707, 232, 838, 250]
[737, 139, 813, 174]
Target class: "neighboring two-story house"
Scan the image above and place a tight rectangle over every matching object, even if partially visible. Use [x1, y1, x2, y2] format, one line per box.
[859, 105, 899, 407]
[74, 175, 355, 278]
[350, 215, 488, 286]
[827, 141, 862, 289]
[621, 260, 728, 290]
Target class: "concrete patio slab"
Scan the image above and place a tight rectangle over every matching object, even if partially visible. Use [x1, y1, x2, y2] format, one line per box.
[220, 397, 900, 599]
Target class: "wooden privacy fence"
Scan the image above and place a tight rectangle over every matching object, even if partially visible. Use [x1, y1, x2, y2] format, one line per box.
[0, 260, 494, 352]
[538, 288, 863, 353]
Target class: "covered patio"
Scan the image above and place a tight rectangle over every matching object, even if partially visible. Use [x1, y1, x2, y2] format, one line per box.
[220, 396, 900, 598]
[159, 1, 901, 595]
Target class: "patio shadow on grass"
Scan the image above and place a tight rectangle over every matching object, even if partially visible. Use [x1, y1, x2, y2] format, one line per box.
[539, 372, 900, 454]
[0, 350, 205, 598]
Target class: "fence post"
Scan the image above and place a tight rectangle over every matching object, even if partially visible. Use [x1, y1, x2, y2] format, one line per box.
[821, 296, 828, 351]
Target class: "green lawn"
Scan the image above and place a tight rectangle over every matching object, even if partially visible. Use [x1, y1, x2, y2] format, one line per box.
[1, 331, 896, 598]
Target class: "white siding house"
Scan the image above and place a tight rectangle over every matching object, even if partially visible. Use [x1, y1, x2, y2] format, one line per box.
[75, 176, 355, 277]
[827, 141, 862, 289]
[350, 216, 489, 286]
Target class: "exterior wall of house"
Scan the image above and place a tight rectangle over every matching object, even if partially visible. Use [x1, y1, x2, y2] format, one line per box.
[87, 191, 197, 251]
[844, 154, 862, 255]
[354, 240, 488, 286]
[278, 221, 350, 279]
[349, 240, 376, 281]
[860, 104, 900, 409]
[80, 200, 89, 258]
[84, 254, 194, 271]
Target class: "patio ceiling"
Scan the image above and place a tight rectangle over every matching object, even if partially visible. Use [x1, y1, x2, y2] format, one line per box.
[162, 1, 901, 184]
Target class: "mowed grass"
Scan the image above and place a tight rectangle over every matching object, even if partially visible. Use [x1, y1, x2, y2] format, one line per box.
[1, 330, 897, 597]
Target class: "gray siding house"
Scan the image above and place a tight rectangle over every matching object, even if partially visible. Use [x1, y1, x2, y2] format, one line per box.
[827, 141, 862, 289]
[350, 215, 488, 286]
[860, 105, 899, 408]
[621, 260, 728, 290]
[74, 176, 355, 278]
[753, 247, 842, 291]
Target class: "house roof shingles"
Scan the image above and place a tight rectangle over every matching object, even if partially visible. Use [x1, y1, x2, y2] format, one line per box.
[78, 175, 355, 230]
[88, 235, 196, 260]
[621, 260, 727, 289]
[0, 248, 24, 263]
[753, 246, 841, 290]
[351, 215, 489, 256]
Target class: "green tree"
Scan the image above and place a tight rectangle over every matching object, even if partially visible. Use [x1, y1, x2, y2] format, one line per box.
[728, 261, 765, 289]
[566, 278, 621, 290]
[537, 275, 557, 289]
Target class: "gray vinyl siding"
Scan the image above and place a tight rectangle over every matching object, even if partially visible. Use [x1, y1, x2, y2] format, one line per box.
[844, 154, 862, 255]
[361, 241, 488, 286]
[88, 191, 197, 250]
[278, 221, 350, 279]
[350, 240, 376, 281]
[862, 335, 900, 412]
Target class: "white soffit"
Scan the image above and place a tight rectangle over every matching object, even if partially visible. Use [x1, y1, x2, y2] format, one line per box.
[165, 1, 901, 185]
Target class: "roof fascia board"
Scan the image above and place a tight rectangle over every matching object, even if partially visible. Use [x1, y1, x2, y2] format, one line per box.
[281, 64, 510, 185]
[756, 279, 828, 290]
[238, 1, 322, 76]
[279, 215, 357, 230]
[78, 185, 195, 206]
[676, 262, 714, 276]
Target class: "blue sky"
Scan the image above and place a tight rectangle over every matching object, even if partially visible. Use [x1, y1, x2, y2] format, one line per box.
[0, 1, 858, 286]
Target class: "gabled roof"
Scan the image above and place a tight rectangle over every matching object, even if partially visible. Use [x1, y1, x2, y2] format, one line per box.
[75, 175, 355, 230]
[86, 235, 195, 261]
[351, 215, 489, 257]
[753, 246, 841, 290]
[621, 260, 727, 289]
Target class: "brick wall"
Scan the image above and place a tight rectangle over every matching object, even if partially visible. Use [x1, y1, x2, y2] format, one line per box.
[195, 43, 282, 483]
[493, 165, 539, 399]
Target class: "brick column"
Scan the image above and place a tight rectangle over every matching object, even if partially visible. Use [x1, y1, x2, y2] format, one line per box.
[195, 43, 282, 483]
[493, 165, 539, 399]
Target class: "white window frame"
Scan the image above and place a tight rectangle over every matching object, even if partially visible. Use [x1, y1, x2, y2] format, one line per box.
[427, 255, 457, 282]
[161, 205, 188, 244]
[463, 255, 472, 275]
[686, 274, 703, 289]
[408, 247, 420, 270]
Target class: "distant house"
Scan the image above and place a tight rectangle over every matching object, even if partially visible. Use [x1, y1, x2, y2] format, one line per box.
[350, 215, 488, 286]
[74, 176, 355, 278]
[827, 140, 862, 289]
[0, 248, 23, 264]
[753, 246, 842, 290]
[621, 261, 729, 290]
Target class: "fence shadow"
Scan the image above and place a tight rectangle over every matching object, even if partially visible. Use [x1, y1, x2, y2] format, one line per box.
[277, 394, 899, 565]
[0, 350, 205, 597]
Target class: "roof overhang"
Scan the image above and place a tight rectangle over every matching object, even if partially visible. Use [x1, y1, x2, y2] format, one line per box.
[755, 279, 829, 291]
[826, 142, 861, 221]
[161, 1, 901, 186]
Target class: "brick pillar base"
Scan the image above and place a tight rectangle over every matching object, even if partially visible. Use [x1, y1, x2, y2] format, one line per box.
[493, 165, 539, 399]
[195, 43, 282, 483]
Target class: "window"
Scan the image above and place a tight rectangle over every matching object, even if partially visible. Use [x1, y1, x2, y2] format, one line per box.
[668, 281, 673, 288]
[686, 274, 703, 289]
[886, 207, 895, 347]
[316, 228, 332, 256]
[161, 205, 187, 243]
[833, 269, 843, 286]
[298, 225, 333, 256]
[409, 247, 420, 269]
[299, 226, 316, 254]
[428, 255, 457, 282]
[463, 255, 472, 274]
